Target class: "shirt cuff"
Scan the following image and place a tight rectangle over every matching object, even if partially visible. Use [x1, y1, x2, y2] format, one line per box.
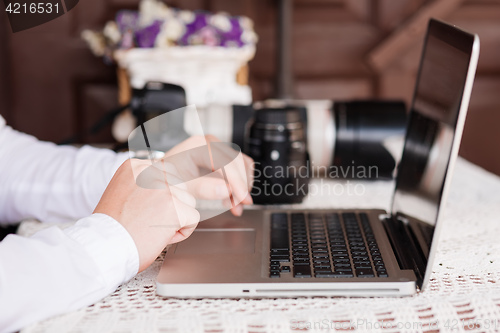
[64, 213, 139, 290]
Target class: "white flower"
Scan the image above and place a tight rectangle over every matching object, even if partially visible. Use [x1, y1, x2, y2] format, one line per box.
[81, 30, 106, 57]
[210, 12, 231, 32]
[178, 10, 195, 24]
[138, 0, 173, 27]
[239, 16, 254, 31]
[103, 21, 121, 45]
[241, 30, 258, 45]
[155, 18, 185, 47]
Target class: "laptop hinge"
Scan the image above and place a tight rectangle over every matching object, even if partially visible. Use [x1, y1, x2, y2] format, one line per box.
[382, 216, 427, 289]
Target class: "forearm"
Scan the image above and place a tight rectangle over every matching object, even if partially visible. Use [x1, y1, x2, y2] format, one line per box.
[0, 118, 129, 224]
[0, 214, 139, 333]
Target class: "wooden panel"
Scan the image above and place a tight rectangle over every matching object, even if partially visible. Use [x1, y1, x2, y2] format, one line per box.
[293, 22, 380, 76]
[377, 0, 428, 31]
[367, 0, 465, 72]
[448, 4, 500, 73]
[460, 105, 500, 175]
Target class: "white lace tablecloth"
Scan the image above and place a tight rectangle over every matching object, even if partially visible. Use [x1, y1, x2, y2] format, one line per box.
[20, 158, 500, 333]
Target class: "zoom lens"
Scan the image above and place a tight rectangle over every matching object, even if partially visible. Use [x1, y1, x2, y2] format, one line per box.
[246, 106, 310, 204]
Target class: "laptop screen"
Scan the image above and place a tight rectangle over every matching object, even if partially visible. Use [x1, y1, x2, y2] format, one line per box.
[391, 20, 478, 264]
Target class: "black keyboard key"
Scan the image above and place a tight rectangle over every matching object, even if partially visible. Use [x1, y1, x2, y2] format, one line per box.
[291, 213, 305, 222]
[313, 258, 330, 264]
[293, 265, 312, 278]
[355, 268, 375, 277]
[335, 268, 353, 272]
[317, 272, 354, 278]
[293, 253, 309, 260]
[271, 214, 289, 251]
[293, 261, 310, 266]
[281, 266, 291, 273]
[270, 271, 280, 278]
[314, 269, 334, 274]
[271, 249, 289, 255]
[294, 258, 310, 264]
[270, 254, 289, 262]
[333, 258, 350, 263]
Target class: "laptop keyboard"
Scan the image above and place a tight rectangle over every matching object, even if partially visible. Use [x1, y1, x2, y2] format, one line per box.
[269, 212, 388, 278]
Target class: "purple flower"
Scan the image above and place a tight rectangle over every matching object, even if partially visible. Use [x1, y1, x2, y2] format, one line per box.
[135, 20, 162, 48]
[116, 10, 139, 34]
[178, 12, 208, 46]
[219, 18, 244, 47]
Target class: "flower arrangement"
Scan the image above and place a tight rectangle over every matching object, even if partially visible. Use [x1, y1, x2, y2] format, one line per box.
[82, 0, 258, 61]
[82, 0, 257, 141]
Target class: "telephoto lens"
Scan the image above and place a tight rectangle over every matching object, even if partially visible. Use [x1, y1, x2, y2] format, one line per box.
[246, 106, 310, 204]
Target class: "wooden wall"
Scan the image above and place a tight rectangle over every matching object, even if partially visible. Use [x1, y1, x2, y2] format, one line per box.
[1, 0, 499, 175]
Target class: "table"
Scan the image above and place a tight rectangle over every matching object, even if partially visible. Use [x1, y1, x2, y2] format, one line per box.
[21, 158, 500, 333]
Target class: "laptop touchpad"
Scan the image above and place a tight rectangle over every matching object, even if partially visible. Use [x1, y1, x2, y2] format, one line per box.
[174, 229, 256, 254]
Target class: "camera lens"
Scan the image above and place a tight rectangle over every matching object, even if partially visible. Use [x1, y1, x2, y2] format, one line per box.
[246, 106, 309, 204]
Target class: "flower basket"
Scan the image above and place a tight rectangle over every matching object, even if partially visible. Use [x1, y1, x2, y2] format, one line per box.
[114, 45, 255, 107]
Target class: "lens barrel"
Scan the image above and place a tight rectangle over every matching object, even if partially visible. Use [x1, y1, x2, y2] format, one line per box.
[246, 107, 310, 204]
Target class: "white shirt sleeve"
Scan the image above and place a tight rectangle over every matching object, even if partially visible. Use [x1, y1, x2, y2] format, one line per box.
[0, 213, 140, 333]
[0, 115, 140, 332]
[0, 116, 130, 225]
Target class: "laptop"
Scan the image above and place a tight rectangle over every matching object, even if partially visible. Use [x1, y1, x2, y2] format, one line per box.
[156, 19, 480, 297]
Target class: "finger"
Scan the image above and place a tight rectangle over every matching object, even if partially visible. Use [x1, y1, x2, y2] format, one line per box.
[164, 135, 216, 157]
[241, 193, 253, 205]
[185, 172, 230, 200]
[210, 143, 252, 202]
[168, 225, 198, 244]
[242, 154, 255, 190]
[171, 196, 200, 229]
[223, 154, 250, 206]
[169, 185, 196, 208]
[231, 204, 243, 217]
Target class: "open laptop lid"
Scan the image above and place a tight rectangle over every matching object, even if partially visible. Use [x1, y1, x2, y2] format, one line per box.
[389, 19, 479, 289]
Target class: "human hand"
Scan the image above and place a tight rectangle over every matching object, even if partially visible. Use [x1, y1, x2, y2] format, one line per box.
[163, 135, 254, 216]
[94, 158, 199, 272]
[94, 135, 254, 272]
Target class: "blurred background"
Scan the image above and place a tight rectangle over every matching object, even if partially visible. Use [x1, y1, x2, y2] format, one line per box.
[1, 0, 499, 175]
